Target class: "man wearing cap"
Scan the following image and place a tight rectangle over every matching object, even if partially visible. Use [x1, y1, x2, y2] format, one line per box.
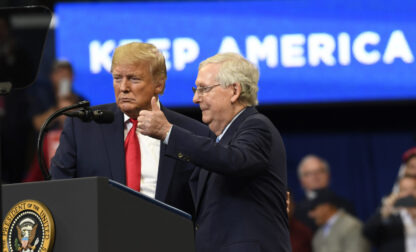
[308, 188, 369, 252]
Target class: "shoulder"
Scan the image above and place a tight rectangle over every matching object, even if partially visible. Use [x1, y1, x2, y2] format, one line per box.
[338, 211, 363, 230]
[236, 108, 279, 138]
[91, 103, 119, 112]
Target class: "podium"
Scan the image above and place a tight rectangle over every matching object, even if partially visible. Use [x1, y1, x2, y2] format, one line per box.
[2, 177, 195, 251]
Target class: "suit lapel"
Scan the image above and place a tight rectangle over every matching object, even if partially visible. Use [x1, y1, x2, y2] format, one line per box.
[99, 104, 126, 183]
[194, 107, 257, 211]
[154, 106, 176, 202]
[155, 143, 175, 201]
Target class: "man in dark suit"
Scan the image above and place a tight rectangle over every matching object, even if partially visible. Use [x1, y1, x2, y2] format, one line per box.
[138, 53, 291, 252]
[50, 42, 211, 215]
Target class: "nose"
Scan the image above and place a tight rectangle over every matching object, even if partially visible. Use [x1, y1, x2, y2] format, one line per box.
[119, 78, 130, 93]
[193, 91, 201, 104]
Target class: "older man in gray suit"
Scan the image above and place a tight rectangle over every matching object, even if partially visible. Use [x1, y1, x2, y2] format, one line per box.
[308, 188, 370, 252]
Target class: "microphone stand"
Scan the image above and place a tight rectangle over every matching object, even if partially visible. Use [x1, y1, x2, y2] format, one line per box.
[37, 100, 90, 180]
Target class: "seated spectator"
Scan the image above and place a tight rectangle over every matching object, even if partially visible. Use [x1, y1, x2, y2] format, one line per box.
[295, 154, 356, 231]
[363, 175, 416, 252]
[288, 192, 313, 252]
[309, 188, 370, 252]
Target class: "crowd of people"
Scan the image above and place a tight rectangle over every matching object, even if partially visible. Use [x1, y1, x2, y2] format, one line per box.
[289, 148, 416, 252]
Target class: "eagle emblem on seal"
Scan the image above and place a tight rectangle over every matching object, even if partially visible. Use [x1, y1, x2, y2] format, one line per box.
[15, 218, 40, 252]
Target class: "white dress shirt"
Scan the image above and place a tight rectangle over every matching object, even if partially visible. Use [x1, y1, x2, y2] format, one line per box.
[124, 108, 160, 199]
[400, 209, 416, 252]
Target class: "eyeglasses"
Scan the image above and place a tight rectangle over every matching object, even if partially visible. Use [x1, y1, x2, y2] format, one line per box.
[192, 84, 221, 95]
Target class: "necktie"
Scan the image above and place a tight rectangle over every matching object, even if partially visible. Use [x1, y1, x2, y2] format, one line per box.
[124, 118, 141, 191]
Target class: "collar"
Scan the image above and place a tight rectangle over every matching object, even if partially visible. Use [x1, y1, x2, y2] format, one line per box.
[216, 108, 246, 141]
[306, 190, 317, 200]
[326, 209, 341, 227]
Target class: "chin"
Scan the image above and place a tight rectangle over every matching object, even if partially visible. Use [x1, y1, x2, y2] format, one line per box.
[201, 116, 212, 125]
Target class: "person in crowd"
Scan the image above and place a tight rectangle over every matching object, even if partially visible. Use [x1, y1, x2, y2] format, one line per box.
[403, 147, 416, 176]
[50, 42, 211, 216]
[136, 52, 291, 252]
[392, 147, 416, 193]
[24, 61, 82, 182]
[31, 60, 82, 131]
[288, 191, 313, 252]
[295, 154, 356, 231]
[363, 175, 416, 252]
[309, 188, 370, 252]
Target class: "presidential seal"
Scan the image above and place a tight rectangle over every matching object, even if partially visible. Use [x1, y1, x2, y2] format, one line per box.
[2, 200, 55, 252]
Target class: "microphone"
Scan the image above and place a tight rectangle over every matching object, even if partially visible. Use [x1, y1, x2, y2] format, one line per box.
[64, 108, 114, 123]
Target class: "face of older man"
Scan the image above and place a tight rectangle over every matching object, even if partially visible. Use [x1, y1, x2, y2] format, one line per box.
[299, 157, 330, 191]
[193, 63, 236, 135]
[113, 62, 163, 119]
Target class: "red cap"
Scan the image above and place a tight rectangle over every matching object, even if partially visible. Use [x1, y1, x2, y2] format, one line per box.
[402, 147, 416, 163]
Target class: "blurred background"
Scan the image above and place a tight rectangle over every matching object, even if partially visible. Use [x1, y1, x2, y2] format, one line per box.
[1, 0, 416, 249]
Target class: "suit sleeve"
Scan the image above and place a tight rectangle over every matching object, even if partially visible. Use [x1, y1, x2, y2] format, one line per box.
[165, 116, 272, 176]
[50, 117, 77, 178]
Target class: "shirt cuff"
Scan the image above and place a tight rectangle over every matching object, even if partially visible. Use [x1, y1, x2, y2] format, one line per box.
[163, 125, 173, 145]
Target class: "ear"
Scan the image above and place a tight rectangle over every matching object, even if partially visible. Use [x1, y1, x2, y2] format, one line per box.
[230, 83, 242, 103]
[154, 77, 165, 94]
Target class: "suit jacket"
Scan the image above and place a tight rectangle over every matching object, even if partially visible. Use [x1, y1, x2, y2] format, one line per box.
[50, 103, 211, 215]
[363, 210, 405, 252]
[313, 210, 370, 252]
[165, 107, 291, 252]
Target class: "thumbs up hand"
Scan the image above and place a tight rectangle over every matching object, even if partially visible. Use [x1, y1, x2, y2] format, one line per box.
[150, 95, 161, 112]
[137, 96, 172, 140]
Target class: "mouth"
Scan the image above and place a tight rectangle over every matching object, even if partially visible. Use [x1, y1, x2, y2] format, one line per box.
[119, 98, 134, 103]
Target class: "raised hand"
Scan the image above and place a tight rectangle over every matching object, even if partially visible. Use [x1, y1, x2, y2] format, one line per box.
[137, 96, 172, 140]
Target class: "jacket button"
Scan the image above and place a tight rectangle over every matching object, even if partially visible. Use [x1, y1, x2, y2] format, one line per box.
[178, 153, 184, 159]
[195, 224, 199, 231]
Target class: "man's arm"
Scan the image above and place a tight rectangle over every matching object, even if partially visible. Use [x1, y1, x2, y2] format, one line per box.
[165, 117, 272, 176]
[138, 97, 274, 176]
[50, 117, 77, 178]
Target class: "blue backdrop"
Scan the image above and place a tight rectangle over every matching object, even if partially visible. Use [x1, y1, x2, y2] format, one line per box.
[55, 1, 416, 107]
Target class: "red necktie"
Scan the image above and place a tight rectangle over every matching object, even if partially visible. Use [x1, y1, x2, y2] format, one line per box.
[124, 118, 141, 191]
